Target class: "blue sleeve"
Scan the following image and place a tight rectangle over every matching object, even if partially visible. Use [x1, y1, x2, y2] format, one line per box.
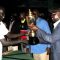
[42, 20, 51, 34]
[36, 19, 51, 47]
[37, 19, 51, 34]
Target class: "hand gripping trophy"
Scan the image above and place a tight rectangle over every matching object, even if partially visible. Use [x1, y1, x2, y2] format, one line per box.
[26, 9, 37, 45]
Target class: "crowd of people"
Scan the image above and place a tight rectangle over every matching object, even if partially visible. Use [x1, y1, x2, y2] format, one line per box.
[0, 6, 60, 60]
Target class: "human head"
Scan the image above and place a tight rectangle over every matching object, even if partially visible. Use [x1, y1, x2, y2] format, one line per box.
[50, 8, 60, 22]
[0, 7, 5, 21]
[19, 12, 25, 19]
[32, 9, 39, 19]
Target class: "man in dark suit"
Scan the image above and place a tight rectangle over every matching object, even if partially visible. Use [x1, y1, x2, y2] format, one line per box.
[28, 8, 60, 60]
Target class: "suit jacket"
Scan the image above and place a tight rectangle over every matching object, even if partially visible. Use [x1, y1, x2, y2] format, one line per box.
[36, 22, 60, 53]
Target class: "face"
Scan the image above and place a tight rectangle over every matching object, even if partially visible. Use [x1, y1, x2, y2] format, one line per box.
[20, 13, 25, 19]
[51, 12, 60, 22]
[32, 11, 38, 19]
[0, 9, 5, 21]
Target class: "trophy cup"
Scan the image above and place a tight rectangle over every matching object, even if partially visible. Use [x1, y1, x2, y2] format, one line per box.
[26, 9, 35, 24]
[27, 9, 35, 36]
[26, 9, 37, 45]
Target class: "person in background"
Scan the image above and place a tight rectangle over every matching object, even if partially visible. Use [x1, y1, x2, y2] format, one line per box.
[18, 12, 28, 52]
[28, 8, 60, 60]
[28, 9, 51, 60]
[7, 13, 21, 52]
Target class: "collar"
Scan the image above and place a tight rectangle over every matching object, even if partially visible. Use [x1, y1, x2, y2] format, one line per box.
[54, 19, 60, 29]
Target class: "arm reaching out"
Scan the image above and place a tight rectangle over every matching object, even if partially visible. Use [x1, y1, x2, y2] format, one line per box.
[28, 23, 60, 43]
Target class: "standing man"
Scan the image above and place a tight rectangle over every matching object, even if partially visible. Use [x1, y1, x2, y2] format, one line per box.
[0, 7, 8, 60]
[29, 10, 51, 60]
[0, 7, 27, 60]
[28, 8, 60, 60]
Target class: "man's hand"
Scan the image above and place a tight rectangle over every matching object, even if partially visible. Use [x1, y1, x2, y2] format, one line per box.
[28, 23, 38, 32]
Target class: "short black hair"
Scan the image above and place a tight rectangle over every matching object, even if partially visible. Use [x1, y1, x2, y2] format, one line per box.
[49, 8, 60, 13]
[32, 9, 39, 16]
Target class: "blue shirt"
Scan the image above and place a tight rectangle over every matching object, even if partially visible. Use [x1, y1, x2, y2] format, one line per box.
[31, 17, 51, 54]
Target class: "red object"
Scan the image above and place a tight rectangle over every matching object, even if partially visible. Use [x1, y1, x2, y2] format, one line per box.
[20, 30, 28, 40]
[20, 30, 27, 34]
[20, 36, 27, 40]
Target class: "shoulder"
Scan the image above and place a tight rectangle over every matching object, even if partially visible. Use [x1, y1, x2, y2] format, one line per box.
[56, 23, 60, 29]
[0, 21, 5, 26]
[38, 18, 48, 24]
[41, 18, 48, 23]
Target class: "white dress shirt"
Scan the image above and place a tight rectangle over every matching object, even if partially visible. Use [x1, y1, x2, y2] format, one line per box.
[0, 21, 8, 60]
[53, 19, 60, 29]
[0, 21, 8, 39]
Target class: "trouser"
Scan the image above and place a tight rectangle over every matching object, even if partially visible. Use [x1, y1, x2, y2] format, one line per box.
[53, 52, 60, 60]
[0, 42, 2, 60]
[33, 51, 49, 60]
[49, 48, 53, 60]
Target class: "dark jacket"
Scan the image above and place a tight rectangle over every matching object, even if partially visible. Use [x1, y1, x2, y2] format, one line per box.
[36, 22, 60, 60]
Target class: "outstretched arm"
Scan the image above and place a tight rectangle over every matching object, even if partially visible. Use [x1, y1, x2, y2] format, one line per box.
[28, 23, 60, 43]
[36, 28, 53, 43]
[6, 32, 26, 39]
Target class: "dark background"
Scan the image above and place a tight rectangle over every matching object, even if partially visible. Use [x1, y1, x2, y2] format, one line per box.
[0, 0, 60, 13]
[0, 0, 59, 30]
